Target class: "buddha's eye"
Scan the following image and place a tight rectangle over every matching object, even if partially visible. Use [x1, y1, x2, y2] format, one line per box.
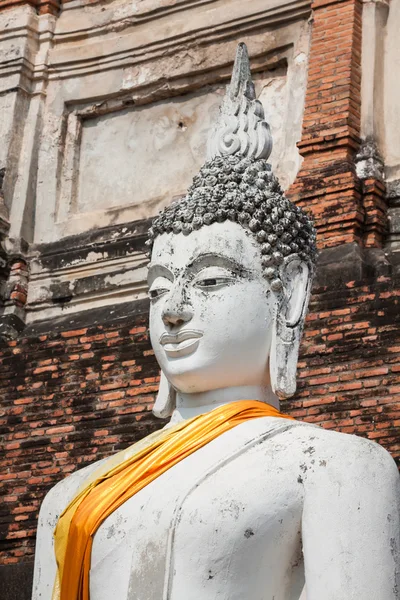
[194, 268, 235, 291]
[195, 277, 230, 289]
[148, 277, 172, 301]
[200, 278, 218, 287]
[149, 288, 169, 300]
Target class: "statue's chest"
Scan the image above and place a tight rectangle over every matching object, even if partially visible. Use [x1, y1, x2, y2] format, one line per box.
[89, 419, 304, 600]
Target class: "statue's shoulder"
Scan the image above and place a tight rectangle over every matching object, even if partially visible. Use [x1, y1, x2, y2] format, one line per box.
[285, 420, 399, 484]
[39, 457, 107, 525]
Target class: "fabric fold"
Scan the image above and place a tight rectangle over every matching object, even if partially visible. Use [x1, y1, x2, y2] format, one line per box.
[52, 400, 294, 600]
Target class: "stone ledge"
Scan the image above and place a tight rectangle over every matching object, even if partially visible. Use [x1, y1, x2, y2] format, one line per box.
[30, 223, 392, 324]
[47, 0, 310, 79]
[314, 243, 391, 288]
[26, 220, 151, 323]
[22, 296, 150, 338]
[32, 218, 151, 268]
[16, 238, 400, 338]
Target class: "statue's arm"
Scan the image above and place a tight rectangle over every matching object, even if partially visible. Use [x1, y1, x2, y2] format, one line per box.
[31, 480, 67, 600]
[32, 461, 101, 600]
[301, 433, 400, 599]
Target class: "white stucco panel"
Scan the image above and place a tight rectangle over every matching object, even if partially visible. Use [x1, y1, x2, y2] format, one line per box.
[76, 88, 223, 215]
[74, 69, 299, 219]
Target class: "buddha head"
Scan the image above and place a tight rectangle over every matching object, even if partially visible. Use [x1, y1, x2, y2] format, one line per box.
[147, 44, 317, 417]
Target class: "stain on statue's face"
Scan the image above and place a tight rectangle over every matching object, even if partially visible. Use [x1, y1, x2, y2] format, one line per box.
[148, 221, 276, 394]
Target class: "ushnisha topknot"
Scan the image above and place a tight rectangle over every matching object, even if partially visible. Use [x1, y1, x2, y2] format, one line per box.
[146, 153, 317, 292]
[147, 43, 317, 291]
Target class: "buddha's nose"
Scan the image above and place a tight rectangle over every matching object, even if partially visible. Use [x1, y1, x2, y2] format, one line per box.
[161, 281, 194, 328]
[161, 293, 193, 328]
[162, 306, 193, 328]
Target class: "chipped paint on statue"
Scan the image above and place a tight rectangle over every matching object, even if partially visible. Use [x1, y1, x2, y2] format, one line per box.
[32, 44, 400, 600]
[149, 218, 312, 417]
[148, 43, 317, 416]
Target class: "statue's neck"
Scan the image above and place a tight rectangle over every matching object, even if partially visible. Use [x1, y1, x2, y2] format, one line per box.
[170, 385, 280, 424]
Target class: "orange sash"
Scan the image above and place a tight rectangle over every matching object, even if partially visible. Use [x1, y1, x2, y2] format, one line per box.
[53, 400, 294, 600]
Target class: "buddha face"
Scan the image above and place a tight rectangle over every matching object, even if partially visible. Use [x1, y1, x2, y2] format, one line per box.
[148, 220, 276, 394]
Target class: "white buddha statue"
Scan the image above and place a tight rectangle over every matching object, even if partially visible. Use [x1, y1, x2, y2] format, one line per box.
[32, 44, 399, 600]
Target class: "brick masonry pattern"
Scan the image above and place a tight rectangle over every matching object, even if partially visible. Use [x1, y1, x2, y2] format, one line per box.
[0, 315, 165, 564]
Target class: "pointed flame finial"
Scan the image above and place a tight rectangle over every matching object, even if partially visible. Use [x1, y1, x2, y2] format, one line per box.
[208, 43, 273, 161]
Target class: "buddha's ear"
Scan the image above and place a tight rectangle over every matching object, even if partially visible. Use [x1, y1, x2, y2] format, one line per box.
[152, 370, 176, 418]
[270, 256, 312, 399]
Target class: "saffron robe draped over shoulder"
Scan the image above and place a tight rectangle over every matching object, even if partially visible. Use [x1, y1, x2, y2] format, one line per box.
[52, 400, 294, 600]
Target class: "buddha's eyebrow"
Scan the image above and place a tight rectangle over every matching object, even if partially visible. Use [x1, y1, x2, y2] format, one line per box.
[187, 253, 251, 275]
[147, 263, 174, 285]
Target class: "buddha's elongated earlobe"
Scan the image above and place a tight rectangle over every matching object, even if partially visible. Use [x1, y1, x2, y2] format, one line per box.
[270, 257, 312, 399]
[152, 370, 176, 418]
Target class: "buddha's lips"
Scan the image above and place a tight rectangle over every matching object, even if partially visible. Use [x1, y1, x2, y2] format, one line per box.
[160, 330, 203, 345]
[160, 330, 203, 358]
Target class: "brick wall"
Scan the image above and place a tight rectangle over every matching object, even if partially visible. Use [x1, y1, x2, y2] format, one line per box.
[0, 304, 164, 567]
[285, 274, 400, 459]
[289, 0, 388, 252]
[289, 0, 366, 248]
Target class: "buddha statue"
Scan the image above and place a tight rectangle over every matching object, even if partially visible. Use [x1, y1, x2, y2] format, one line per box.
[32, 44, 399, 600]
